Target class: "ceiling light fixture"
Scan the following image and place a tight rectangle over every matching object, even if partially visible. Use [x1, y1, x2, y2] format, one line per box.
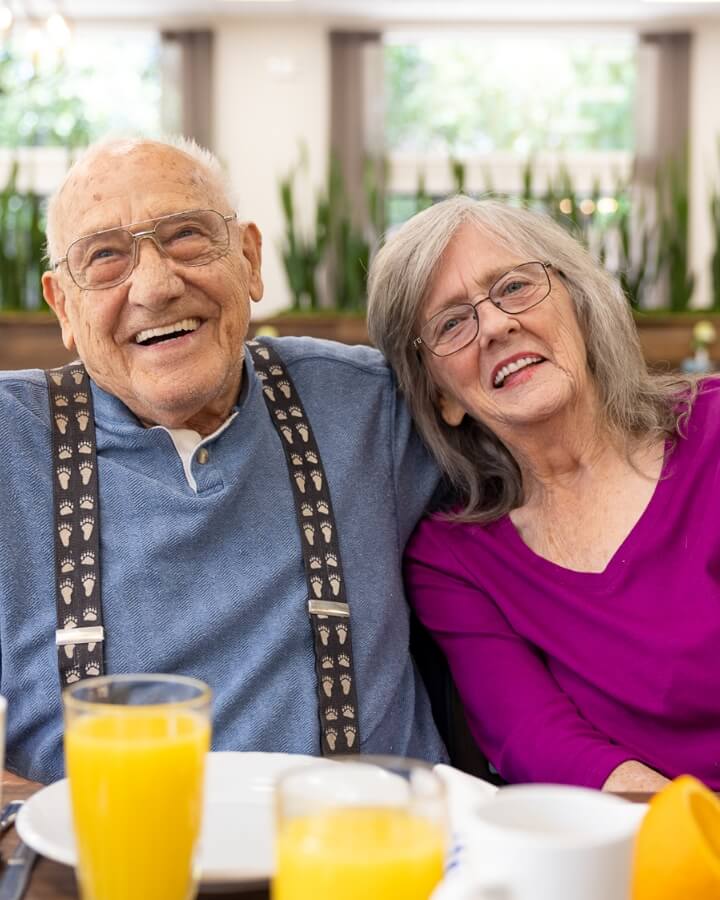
[45, 10, 71, 46]
[0, 6, 11, 32]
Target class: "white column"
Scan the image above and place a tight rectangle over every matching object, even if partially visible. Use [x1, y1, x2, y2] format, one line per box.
[214, 19, 330, 317]
[689, 23, 720, 309]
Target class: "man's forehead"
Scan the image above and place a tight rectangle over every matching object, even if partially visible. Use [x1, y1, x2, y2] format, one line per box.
[58, 144, 225, 237]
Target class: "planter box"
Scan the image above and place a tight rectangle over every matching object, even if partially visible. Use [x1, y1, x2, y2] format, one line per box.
[253, 312, 720, 370]
[2, 310, 716, 373]
[0, 313, 371, 372]
[0, 313, 75, 371]
[633, 312, 720, 370]
[249, 314, 369, 346]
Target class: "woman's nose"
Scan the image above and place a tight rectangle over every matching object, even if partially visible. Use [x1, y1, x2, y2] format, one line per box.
[476, 300, 520, 349]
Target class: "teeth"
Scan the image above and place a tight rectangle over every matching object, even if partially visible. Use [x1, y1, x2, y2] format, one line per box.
[494, 356, 543, 388]
[135, 318, 200, 345]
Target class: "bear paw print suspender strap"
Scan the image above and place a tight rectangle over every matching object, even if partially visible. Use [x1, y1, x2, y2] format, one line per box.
[45, 364, 105, 687]
[247, 339, 362, 757]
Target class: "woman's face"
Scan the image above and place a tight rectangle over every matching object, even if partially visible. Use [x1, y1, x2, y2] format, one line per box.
[420, 224, 593, 437]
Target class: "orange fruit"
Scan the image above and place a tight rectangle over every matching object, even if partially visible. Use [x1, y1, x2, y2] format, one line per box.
[632, 775, 720, 900]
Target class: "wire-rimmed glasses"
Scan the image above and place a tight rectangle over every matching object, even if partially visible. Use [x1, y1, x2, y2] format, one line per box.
[414, 260, 553, 358]
[53, 208, 237, 290]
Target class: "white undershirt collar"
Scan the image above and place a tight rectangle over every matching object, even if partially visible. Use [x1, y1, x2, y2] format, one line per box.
[153, 411, 239, 492]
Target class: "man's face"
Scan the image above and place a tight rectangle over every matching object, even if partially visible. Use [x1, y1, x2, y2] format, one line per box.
[42, 142, 263, 434]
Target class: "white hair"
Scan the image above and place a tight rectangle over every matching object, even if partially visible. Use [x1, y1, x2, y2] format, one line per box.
[45, 135, 236, 263]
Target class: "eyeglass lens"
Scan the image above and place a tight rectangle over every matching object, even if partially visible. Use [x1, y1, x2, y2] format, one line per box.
[422, 261, 550, 356]
[66, 209, 231, 289]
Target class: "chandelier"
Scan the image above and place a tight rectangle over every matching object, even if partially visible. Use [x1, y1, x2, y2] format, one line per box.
[0, 2, 73, 52]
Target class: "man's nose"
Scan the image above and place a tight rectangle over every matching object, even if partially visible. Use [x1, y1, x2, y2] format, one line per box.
[476, 300, 520, 349]
[127, 236, 184, 306]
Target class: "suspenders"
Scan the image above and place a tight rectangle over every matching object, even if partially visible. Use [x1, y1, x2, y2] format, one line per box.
[246, 340, 360, 755]
[45, 365, 105, 686]
[45, 342, 361, 756]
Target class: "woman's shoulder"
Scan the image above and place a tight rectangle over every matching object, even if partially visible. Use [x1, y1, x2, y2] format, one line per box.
[668, 376, 720, 465]
[406, 507, 503, 565]
[683, 376, 720, 431]
[695, 375, 720, 405]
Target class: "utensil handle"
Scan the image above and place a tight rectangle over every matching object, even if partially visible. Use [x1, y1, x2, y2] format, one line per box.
[0, 844, 37, 900]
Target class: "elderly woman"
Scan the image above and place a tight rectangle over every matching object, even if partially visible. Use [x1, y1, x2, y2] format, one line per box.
[367, 195, 720, 793]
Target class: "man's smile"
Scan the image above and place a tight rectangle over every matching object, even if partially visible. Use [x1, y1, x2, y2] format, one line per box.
[133, 317, 202, 346]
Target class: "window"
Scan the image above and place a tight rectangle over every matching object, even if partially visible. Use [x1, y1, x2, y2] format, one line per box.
[0, 25, 161, 148]
[0, 25, 161, 309]
[384, 31, 636, 227]
[385, 32, 636, 156]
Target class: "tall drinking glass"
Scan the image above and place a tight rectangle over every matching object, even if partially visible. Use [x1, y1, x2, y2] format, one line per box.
[273, 755, 448, 900]
[63, 674, 211, 900]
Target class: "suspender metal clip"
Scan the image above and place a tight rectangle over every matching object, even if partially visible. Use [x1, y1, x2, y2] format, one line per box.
[307, 599, 350, 618]
[55, 626, 105, 647]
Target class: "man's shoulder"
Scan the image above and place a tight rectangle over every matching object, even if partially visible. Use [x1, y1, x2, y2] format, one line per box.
[0, 368, 50, 421]
[261, 336, 391, 380]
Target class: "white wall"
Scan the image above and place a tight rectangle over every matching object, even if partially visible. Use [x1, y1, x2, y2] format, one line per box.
[214, 19, 330, 317]
[689, 22, 720, 309]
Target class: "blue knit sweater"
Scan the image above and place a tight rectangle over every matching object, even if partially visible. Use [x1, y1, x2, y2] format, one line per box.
[0, 336, 446, 783]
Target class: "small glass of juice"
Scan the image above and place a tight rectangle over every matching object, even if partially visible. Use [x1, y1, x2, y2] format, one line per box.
[272, 755, 448, 900]
[63, 673, 212, 900]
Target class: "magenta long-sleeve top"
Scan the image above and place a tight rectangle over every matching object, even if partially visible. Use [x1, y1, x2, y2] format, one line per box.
[405, 381, 720, 789]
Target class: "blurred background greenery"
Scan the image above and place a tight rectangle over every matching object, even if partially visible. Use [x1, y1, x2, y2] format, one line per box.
[1, 2, 719, 333]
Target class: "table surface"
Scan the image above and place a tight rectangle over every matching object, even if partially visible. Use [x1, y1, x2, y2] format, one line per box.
[0, 779, 654, 900]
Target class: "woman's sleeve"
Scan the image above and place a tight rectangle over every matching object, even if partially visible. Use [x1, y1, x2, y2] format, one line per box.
[405, 522, 635, 788]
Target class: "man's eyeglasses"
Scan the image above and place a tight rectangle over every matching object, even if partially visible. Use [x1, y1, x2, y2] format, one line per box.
[413, 261, 553, 358]
[53, 208, 237, 290]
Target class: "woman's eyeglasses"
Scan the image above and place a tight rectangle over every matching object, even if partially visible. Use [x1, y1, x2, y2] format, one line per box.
[414, 260, 553, 358]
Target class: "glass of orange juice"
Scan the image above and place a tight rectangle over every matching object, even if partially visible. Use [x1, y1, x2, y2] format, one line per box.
[272, 755, 447, 900]
[63, 673, 211, 900]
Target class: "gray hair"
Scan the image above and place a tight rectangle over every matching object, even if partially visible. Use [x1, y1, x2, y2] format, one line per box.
[367, 195, 696, 523]
[46, 135, 235, 264]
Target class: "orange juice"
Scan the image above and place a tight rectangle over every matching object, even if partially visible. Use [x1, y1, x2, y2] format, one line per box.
[65, 708, 210, 900]
[272, 806, 446, 900]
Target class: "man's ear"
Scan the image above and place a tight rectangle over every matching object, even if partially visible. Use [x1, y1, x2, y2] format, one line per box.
[438, 390, 466, 427]
[42, 271, 76, 352]
[241, 223, 264, 302]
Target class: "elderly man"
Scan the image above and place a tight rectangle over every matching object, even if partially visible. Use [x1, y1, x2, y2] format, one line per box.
[0, 137, 445, 783]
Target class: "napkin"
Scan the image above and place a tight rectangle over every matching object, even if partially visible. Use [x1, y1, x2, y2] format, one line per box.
[432, 764, 499, 900]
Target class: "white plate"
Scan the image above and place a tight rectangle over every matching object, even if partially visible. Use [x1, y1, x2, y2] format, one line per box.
[16, 751, 324, 889]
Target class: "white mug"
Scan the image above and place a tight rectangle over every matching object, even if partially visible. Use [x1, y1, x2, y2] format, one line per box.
[445, 784, 644, 900]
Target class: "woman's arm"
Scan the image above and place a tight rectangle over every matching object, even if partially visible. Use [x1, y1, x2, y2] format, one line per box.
[406, 526, 637, 788]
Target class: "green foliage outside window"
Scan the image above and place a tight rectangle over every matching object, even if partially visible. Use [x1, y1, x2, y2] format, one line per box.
[0, 47, 92, 148]
[0, 28, 160, 309]
[385, 36, 636, 155]
[0, 29, 160, 149]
